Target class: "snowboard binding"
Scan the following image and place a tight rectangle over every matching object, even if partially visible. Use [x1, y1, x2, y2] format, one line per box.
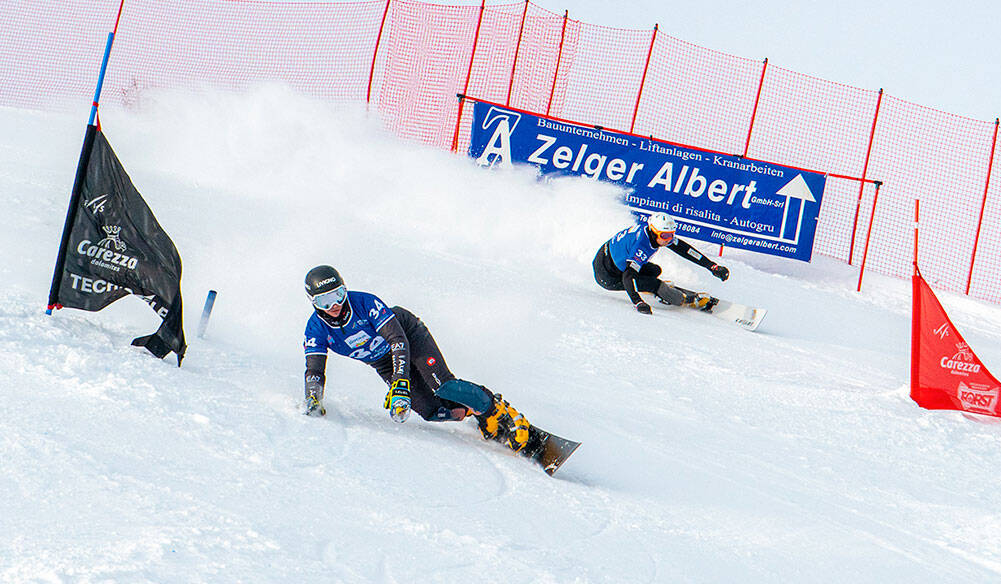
[434, 379, 576, 475]
[477, 394, 541, 455]
[688, 293, 718, 313]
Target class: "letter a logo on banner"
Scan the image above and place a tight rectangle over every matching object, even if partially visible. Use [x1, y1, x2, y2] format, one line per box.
[910, 271, 1001, 417]
[475, 106, 521, 168]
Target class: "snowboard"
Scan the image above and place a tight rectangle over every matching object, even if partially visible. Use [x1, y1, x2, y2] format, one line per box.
[435, 379, 579, 475]
[526, 426, 580, 476]
[706, 298, 767, 331]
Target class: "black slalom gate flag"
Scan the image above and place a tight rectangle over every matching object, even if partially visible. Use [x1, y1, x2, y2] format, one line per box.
[48, 125, 187, 364]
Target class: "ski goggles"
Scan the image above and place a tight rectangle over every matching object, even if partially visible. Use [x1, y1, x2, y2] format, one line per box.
[651, 228, 675, 243]
[311, 285, 347, 310]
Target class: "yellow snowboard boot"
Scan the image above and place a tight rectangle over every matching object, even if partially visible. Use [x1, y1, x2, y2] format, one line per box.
[477, 394, 533, 453]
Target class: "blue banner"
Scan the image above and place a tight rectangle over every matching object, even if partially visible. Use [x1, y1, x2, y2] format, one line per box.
[468, 101, 827, 262]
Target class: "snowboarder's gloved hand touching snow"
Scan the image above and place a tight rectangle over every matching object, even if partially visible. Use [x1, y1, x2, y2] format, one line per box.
[303, 374, 326, 417]
[635, 301, 652, 315]
[304, 391, 325, 417]
[710, 264, 729, 281]
[384, 379, 411, 423]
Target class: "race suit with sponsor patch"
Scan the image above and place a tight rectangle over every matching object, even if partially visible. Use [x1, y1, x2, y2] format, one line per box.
[303, 290, 466, 421]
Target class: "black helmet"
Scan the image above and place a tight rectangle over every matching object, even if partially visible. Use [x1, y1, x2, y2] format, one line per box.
[305, 265, 343, 296]
[304, 265, 347, 311]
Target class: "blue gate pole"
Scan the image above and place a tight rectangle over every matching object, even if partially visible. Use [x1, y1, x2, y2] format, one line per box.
[46, 26, 122, 314]
[197, 291, 218, 339]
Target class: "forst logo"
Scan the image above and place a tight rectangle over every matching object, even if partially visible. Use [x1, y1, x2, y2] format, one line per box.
[957, 382, 999, 414]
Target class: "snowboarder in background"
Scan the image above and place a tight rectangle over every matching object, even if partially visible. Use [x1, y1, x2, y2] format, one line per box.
[593, 212, 730, 315]
[301, 265, 541, 457]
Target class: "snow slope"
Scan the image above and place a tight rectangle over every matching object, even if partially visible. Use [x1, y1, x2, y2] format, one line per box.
[4, 87, 1001, 583]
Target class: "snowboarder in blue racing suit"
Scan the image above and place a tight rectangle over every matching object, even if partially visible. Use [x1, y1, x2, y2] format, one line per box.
[593, 212, 730, 314]
[301, 265, 541, 456]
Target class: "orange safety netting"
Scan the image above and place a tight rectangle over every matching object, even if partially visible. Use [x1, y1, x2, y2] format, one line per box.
[3, 0, 999, 302]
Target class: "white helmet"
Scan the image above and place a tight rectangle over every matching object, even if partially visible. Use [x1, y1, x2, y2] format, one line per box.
[646, 212, 677, 238]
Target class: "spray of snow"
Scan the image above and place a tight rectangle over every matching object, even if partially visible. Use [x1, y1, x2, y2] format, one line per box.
[4, 87, 1001, 582]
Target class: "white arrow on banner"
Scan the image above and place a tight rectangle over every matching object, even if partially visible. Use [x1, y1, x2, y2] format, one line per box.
[776, 173, 816, 243]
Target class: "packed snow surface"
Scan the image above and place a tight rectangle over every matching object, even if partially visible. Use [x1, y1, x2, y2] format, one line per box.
[4, 88, 1001, 583]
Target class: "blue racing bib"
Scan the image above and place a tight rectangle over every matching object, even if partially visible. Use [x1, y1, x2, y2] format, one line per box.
[303, 290, 395, 363]
[606, 224, 663, 272]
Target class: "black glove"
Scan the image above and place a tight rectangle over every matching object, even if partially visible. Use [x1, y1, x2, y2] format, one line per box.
[303, 374, 325, 416]
[635, 301, 652, 315]
[710, 264, 729, 282]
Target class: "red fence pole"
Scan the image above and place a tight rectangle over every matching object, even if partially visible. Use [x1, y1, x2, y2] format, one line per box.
[849, 88, 884, 265]
[965, 117, 1000, 295]
[856, 180, 883, 292]
[366, 0, 392, 105]
[506, 0, 529, 106]
[451, 0, 487, 153]
[629, 23, 658, 134]
[720, 56, 769, 256]
[546, 10, 568, 117]
[742, 57, 768, 158]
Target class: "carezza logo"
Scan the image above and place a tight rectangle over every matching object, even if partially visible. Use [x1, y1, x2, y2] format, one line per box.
[939, 341, 982, 375]
[956, 381, 999, 414]
[75, 225, 140, 273]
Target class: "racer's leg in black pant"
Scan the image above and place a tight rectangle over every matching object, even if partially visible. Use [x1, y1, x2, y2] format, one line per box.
[390, 307, 470, 422]
[593, 244, 690, 305]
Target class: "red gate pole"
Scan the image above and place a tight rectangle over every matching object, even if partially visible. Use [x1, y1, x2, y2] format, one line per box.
[849, 88, 884, 265]
[366, 0, 392, 105]
[855, 180, 883, 292]
[451, 0, 487, 153]
[965, 117, 1000, 295]
[546, 10, 568, 117]
[910, 199, 920, 394]
[506, 0, 529, 106]
[629, 23, 658, 134]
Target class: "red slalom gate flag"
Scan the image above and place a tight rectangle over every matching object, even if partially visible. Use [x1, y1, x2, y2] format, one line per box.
[911, 272, 1001, 416]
